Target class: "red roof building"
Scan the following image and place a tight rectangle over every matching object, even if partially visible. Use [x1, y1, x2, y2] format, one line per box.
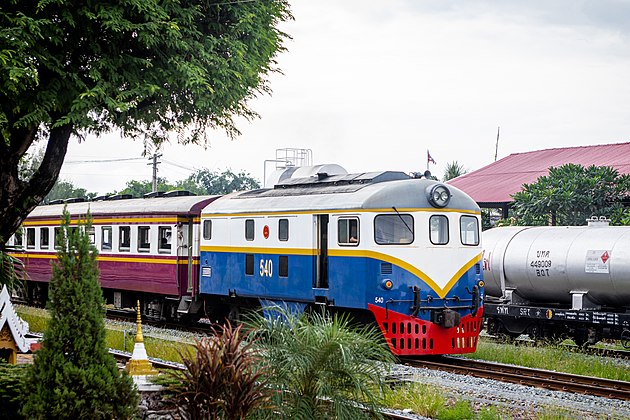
[448, 142, 630, 215]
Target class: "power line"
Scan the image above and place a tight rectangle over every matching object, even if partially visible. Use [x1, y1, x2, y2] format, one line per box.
[64, 157, 145, 164]
[162, 159, 197, 172]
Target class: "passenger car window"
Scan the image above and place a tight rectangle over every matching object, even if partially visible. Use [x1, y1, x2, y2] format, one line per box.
[429, 215, 449, 245]
[374, 214, 414, 245]
[54, 227, 62, 249]
[26, 228, 35, 249]
[138, 226, 150, 251]
[119, 226, 130, 251]
[159, 226, 172, 252]
[460, 215, 479, 246]
[338, 218, 359, 246]
[13, 230, 23, 248]
[40, 227, 49, 249]
[101, 227, 112, 251]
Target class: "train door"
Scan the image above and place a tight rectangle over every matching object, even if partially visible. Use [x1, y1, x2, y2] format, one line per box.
[314, 214, 329, 289]
[176, 220, 194, 295]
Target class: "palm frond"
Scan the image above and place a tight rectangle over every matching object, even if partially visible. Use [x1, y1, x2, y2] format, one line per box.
[0, 245, 26, 298]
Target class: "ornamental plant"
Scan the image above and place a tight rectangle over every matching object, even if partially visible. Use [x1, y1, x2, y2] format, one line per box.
[21, 209, 138, 419]
[168, 321, 273, 420]
[247, 307, 396, 419]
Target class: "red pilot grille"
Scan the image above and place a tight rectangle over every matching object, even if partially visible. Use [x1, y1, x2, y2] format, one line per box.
[368, 304, 484, 356]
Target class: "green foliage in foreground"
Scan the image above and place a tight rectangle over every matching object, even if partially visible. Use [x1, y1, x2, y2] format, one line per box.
[21, 211, 138, 419]
[247, 308, 396, 419]
[0, 363, 27, 419]
[0, 246, 25, 295]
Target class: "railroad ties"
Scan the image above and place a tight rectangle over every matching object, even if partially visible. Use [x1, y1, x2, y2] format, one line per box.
[401, 356, 630, 401]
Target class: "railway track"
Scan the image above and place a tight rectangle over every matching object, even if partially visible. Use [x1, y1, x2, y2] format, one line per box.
[482, 334, 630, 359]
[401, 356, 630, 401]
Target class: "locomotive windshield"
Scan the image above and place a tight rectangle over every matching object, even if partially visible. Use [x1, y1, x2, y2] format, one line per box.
[374, 214, 414, 245]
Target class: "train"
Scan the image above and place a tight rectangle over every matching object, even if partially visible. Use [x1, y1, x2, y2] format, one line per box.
[483, 217, 630, 347]
[7, 164, 485, 356]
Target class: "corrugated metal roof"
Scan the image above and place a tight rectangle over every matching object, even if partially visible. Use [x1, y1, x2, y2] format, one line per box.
[448, 142, 630, 204]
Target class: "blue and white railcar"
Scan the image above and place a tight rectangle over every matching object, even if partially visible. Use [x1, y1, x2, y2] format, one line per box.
[198, 168, 484, 355]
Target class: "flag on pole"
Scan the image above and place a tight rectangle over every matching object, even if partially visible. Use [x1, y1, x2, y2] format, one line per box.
[427, 150, 436, 165]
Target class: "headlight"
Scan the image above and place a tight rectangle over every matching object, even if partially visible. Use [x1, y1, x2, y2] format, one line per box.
[426, 184, 451, 208]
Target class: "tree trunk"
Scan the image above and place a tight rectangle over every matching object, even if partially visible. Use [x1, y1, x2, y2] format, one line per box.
[0, 124, 72, 247]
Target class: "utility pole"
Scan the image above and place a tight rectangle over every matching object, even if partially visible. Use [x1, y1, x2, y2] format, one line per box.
[148, 153, 162, 193]
[494, 126, 500, 161]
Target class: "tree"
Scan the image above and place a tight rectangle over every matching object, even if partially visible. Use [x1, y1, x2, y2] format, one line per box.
[112, 178, 177, 198]
[443, 161, 467, 181]
[178, 168, 261, 195]
[247, 308, 395, 419]
[511, 164, 630, 226]
[43, 180, 96, 204]
[0, 0, 292, 246]
[21, 210, 138, 418]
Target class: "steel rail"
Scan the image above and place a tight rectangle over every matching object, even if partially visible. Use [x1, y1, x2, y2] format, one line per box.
[401, 356, 630, 401]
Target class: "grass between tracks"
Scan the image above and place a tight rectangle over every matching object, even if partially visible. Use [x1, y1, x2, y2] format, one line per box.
[16, 305, 193, 363]
[462, 337, 630, 382]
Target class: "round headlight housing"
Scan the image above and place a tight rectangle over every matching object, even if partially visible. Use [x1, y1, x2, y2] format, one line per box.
[426, 184, 451, 208]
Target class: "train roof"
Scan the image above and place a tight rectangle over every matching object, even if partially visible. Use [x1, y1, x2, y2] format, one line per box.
[202, 171, 480, 215]
[27, 194, 220, 219]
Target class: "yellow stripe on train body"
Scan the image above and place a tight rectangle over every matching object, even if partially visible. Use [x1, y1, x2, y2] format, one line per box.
[11, 252, 198, 265]
[200, 245, 482, 298]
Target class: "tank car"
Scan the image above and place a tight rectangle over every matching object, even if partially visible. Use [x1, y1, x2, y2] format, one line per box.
[483, 218, 630, 346]
[198, 166, 484, 356]
[7, 192, 218, 320]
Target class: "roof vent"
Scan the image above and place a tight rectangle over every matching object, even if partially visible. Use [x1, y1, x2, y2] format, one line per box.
[164, 190, 195, 197]
[92, 195, 108, 201]
[64, 197, 86, 203]
[48, 199, 64, 205]
[317, 172, 329, 181]
[105, 194, 133, 201]
[144, 191, 165, 199]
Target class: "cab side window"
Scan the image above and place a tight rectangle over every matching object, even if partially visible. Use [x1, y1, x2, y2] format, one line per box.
[338, 218, 359, 246]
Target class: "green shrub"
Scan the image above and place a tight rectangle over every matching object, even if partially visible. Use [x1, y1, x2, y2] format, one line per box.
[0, 362, 27, 419]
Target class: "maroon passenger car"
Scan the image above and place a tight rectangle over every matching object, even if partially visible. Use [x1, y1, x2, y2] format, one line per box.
[9, 192, 218, 320]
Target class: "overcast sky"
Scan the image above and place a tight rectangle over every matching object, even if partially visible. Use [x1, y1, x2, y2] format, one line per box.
[58, 0, 630, 194]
